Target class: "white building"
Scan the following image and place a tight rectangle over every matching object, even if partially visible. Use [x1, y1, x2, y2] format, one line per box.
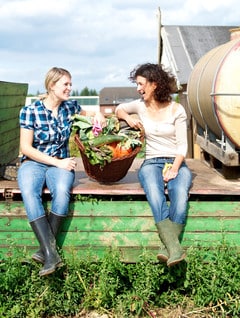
[25, 96, 100, 113]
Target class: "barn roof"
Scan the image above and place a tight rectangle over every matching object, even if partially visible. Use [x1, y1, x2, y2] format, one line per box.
[161, 25, 238, 85]
[99, 86, 139, 105]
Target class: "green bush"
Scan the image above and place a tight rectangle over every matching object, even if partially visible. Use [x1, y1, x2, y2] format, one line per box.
[0, 245, 239, 317]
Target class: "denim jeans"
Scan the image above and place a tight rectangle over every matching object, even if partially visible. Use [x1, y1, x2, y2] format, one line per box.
[138, 158, 192, 225]
[18, 160, 75, 222]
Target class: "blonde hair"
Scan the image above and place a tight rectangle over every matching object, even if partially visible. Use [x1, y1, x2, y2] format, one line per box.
[39, 67, 72, 100]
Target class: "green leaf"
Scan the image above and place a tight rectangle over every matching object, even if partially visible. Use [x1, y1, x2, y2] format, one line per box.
[72, 114, 93, 130]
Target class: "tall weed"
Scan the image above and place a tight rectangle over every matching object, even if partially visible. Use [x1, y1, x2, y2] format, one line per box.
[0, 244, 239, 317]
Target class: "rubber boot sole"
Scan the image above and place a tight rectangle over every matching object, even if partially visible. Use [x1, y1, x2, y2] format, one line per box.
[32, 252, 44, 264]
[167, 252, 186, 267]
[157, 253, 168, 262]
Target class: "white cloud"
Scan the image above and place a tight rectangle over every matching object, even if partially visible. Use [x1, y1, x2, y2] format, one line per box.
[159, 0, 240, 25]
[0, 0, 73, 18]
[0, 0, 239, 94]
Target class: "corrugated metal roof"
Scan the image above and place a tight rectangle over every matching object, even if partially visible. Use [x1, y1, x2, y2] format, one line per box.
[161, 25, 237, 85]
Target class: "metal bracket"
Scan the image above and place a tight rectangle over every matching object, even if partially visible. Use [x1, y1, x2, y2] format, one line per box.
[3, 189, 14, 201]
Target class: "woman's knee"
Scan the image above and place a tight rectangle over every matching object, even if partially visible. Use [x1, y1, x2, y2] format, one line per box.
[138, 163, 156, 181]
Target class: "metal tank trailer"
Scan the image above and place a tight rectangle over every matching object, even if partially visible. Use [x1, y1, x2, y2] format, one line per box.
[187, 32, 240, 177]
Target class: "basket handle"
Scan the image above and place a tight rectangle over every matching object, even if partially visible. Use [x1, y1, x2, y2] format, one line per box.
[74, 134, 85, 152]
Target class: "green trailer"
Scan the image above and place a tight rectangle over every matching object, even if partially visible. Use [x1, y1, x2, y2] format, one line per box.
[1, 158, 240, 262]
[0, 80, 239, 262]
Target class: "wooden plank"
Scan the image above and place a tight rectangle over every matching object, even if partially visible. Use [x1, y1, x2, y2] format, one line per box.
[0, 107, 20, 161]
[2, 200, 240, 217]
[70, 157, 240, 195]
[0, 200, 27, 214]
[0, 244, 156, 263]
[0, 116, 19, 134]
[0, 232, 238, 263]
[0, 130, 20, 153]
[0, 199, 239, 261]
[1, 129, 20, 145]
[1, 214, 239, 233]
[55, 216, 240, 233]
[1, 158, 240, 196]
[0, 81, 28, 165]
[0, 150, 19, 166]
[196, 134, 239, 166]
[0, 102, 24, 121]
[0, 229, 238, 248]
[0, 81, 28, 95]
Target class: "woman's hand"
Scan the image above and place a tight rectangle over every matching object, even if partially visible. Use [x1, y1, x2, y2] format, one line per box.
[163, 155, 184, 182]
[163, 168, 178, 182]
[125, 115, 143, 130]
[115, 109, 143, 130]
[80, 110, 107, 128]
[93, 112, 107, 128]
[55, 157, 77, 171]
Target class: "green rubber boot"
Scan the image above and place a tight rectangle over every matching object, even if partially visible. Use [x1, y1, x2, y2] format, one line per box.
[157, 218, 186, 267]
[30, 216, 62, 276]
[32, 212, 65, 265]
[156, 223, 169, 262]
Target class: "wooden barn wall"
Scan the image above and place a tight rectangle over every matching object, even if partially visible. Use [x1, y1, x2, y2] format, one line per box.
[0, 81, 28, 165]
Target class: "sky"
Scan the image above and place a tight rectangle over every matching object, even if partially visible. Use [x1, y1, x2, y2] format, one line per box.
[0, 0, 239, 95]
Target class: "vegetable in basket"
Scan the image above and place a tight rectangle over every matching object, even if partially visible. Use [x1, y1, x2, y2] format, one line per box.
[72, 114, 142, 167]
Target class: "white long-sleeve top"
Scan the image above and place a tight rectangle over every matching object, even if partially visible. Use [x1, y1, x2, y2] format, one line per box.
[115, 99, 188, 160]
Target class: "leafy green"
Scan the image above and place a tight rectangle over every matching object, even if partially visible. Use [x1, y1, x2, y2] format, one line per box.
[102, 116, 120, 134]
[72, 114, 93, 130]
[72, 114, 142, 167]
[83, 144, 113, 167]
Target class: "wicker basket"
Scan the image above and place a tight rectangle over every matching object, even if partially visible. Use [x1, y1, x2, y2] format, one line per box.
[74, 133, 143, 183]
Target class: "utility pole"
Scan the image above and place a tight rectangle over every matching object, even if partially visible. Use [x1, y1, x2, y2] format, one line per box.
[157, 7, 163, 64]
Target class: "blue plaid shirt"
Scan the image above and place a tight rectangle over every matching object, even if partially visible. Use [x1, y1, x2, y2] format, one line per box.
[19, 99, 81, 159]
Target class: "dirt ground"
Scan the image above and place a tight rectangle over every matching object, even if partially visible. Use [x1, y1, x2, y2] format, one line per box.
[70, 306, 222, 318]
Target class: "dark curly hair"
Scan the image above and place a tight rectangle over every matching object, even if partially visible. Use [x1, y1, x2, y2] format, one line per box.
[129, 63, 178, 103]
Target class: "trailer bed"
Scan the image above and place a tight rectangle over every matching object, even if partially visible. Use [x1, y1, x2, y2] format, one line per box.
[1, 158, 240, 262]
[1, 158, 240, 197]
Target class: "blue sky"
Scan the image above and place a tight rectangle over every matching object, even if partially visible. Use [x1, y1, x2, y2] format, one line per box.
[0, 0, 239, 94]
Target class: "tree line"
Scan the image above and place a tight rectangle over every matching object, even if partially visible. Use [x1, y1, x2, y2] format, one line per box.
[28, 86, 98, 97]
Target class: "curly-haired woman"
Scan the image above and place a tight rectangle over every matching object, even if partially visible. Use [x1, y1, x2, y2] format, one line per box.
[115, 63, 192, 267]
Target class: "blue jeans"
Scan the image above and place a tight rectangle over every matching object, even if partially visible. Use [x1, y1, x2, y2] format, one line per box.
[18, 161, 75, 222]
[138, 158, 192, 225]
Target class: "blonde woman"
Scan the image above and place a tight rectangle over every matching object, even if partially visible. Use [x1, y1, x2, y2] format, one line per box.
[18, 67, 105, 276]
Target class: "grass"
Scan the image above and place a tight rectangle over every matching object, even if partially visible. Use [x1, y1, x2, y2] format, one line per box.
[0, 243, 239, 317]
